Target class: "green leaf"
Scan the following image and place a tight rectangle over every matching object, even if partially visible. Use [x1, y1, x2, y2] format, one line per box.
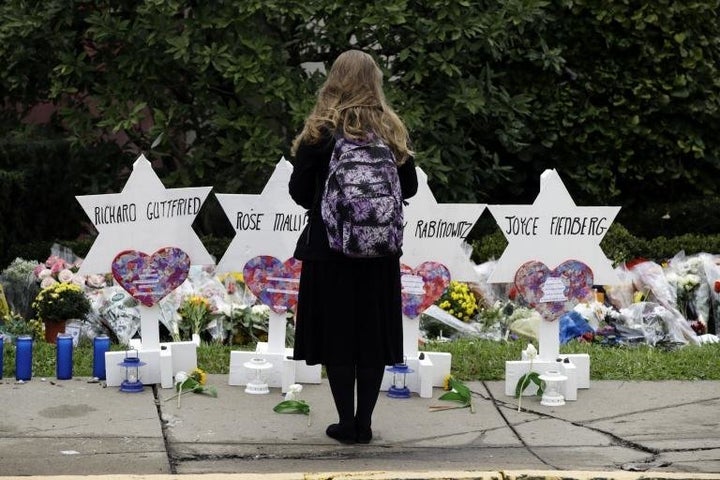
[515, 371, 544, 398]
[273, 400, 310, 415]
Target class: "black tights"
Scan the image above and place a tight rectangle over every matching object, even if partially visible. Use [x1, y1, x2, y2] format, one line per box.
[325, 364, 385, 428]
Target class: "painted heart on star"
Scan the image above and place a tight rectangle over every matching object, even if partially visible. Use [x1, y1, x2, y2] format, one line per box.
[112, 247, 191, 307]
[514, 259, 594, 321]
[243, 256, 302, 314]
[400, 261, 451, 318]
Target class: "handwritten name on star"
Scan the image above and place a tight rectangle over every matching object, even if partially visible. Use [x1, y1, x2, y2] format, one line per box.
[93, 197, 204, 225]
[502, 215, 609, 237]
[232, 210, 307, 232]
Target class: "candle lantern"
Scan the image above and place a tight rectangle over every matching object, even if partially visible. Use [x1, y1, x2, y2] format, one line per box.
[386, 361, 413, 398]
[538, 370, 567, 406]
[243, 357, 272, 394]
[118, 349, 146, 393]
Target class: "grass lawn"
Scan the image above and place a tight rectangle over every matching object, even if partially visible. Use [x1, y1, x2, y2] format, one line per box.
[3, 338, 720, 381]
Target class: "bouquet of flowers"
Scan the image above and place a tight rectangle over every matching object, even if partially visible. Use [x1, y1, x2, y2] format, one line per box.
[0, 258, 41, 319]
[32, 282, 92, 323]
[436, 281, 479, 322]
[178, 295, 213, 337]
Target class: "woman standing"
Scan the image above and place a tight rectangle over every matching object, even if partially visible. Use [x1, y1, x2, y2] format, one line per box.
[289, 50, 418, 444]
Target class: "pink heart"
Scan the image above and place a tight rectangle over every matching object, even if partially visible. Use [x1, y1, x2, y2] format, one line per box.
[400, 261, 451, 318]
[243, 256, 302, 314]
[514, 260, 594, 321]
[112, 247, 191, 307]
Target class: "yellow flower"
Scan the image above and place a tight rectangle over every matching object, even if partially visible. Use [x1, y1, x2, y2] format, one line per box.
[442, 374, 452, 391]
[190, 368, 207, 385]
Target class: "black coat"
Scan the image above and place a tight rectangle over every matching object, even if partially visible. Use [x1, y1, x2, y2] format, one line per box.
[289, 134, 419, 261]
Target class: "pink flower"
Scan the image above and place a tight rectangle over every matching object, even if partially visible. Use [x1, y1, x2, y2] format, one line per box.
[33, 264, 46, 277]
[46, 256, 68, 273]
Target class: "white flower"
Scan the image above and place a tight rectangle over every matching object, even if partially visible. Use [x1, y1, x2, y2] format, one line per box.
[174, 371, 188, 384]
[86, 274, 107, 289]
[285, 383, 303, 400]
[524, 343, 538, 361]
[251, 304, 270, 316]
[680, 274, 700, 290]
[38, 268, 53, 280]
[40, 276, 57, 289]
[57, 268, 75, 283]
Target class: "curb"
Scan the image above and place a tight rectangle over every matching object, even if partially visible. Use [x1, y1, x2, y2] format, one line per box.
[1, 471, 719, 480]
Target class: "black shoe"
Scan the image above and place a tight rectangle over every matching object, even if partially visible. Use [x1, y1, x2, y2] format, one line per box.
[355, 418, 373, 444]
[356, 425, 373, 444]
[326, 423, 356, 444]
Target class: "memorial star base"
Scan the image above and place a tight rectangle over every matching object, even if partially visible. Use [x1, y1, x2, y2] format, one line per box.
[102, 305, 199, 388]
[378, 315, 451, 399]
[504, 319, 589, 401]
[228, 311, 321, 393]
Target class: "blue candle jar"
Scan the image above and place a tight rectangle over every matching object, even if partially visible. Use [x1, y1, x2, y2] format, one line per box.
[15, 335, 33, 381]
[92, 335, 111, 380]
[56, 334, 73, 380]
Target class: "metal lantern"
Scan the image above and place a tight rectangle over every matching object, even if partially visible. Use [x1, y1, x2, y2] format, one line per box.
[118, 349, 146, 393]
[538, 370, 568, 406]
[244, 357, 273, 394]
[386, 361, 413, 399]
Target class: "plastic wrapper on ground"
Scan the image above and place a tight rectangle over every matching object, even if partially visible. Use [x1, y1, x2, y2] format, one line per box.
[617, 302, 698, 346]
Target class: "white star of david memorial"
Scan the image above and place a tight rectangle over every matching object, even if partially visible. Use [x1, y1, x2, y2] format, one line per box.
[215, 158, 320, 391]
[401, 167, 486, 283]
[488, 169, 621, 399]
[487, 168, 620, 286]
[75, 153, 214, 387]
[76, 153, 214, 276]
[215, 158, 307, 273]
[392, 166, 485, 398]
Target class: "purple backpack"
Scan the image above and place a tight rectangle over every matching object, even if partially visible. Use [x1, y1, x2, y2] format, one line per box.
[320, 136, 404, 257]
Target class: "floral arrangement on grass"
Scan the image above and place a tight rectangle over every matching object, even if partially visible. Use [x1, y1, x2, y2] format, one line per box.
[217, 271, 246, 295]
[224, 303, 271, 344]
[34, 255, 79, 288]
[32, 282, 92, 323]
[436, 281, 479, 322]
[0, 311, 44, 340]
[1, 258, 42, 319]
[178, 295, 214, 336]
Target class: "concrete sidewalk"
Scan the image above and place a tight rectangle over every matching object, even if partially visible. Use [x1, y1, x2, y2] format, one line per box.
[0, 375, 719, 479]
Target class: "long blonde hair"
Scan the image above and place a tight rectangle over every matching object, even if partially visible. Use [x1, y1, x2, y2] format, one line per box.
[291, 50, 413, 164]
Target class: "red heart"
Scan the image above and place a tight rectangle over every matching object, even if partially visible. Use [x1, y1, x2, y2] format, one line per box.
[514, 260, 594, 321]
[400, 262, 451, 318]
[112, 247, 191, 307]
[243, 256, 302, 314]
